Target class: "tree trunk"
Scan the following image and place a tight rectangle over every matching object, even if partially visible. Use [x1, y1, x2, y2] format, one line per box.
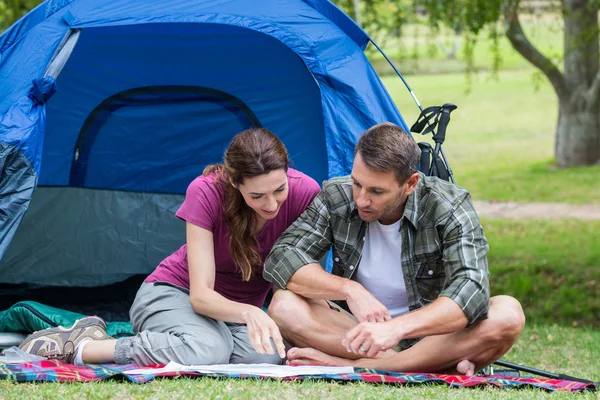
[558, 0, 600, 166]
[555, 102, 600, 166]
[352, 0, 362, 26]
[505, 0, 600, 166]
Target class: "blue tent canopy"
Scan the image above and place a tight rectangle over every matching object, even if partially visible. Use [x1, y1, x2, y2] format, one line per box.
[0, 0, 409, 289]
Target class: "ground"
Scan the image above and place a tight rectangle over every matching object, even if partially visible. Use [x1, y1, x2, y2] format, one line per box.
[474, 201, 600, 220]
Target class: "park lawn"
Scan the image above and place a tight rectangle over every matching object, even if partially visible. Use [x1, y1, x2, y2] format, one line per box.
[483, 218, 600, 327]
[0, 323, 597, 399]
[1, 10, 597, 400]
[382, 69, 600, 204]
[1, 218, 598, 398]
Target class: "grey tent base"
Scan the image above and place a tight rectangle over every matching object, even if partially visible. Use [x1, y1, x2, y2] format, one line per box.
[0, 187, 185, 287]
[0, 186, 186, 320]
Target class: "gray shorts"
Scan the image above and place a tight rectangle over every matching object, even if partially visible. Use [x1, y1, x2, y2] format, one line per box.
[113, 282, 282, 366]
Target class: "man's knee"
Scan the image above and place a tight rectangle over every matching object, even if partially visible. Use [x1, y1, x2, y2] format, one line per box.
[484, 295, 526, 343]
[268, 289, 312, 333]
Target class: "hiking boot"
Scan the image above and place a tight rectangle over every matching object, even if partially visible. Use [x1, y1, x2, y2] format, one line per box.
[18, 316, 111, 363]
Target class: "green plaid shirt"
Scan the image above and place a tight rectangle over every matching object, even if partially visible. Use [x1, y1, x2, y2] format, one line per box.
[264, 173, 490, 325]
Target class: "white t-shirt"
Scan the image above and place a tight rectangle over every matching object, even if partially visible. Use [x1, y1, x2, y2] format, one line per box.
[355, 220, 409, 318]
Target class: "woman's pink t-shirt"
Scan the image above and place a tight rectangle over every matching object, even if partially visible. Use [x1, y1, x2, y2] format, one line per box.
[145, 168, 320, 308]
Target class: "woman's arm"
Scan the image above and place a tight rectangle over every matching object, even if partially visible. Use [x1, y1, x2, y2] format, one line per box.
[186, 222, 285, 357]
[187, 222, 253, 322]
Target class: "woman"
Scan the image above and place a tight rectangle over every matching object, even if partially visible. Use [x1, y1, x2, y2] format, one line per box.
[19, 128, 320, 366]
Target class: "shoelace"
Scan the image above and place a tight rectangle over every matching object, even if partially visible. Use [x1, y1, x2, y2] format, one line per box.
[39, 343, 74, 362]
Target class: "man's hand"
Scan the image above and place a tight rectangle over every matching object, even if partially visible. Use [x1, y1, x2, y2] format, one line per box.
[241, 307, 286, 359]
[344, 280, 391, 323]
[342, 321, 401, 358]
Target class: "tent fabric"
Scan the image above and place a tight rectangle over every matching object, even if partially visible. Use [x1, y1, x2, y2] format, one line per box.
[0, 0, 410, 290]
[42, 22, 329, 192]
[1, 187, 185, 287]
[0, 86, 49, 259]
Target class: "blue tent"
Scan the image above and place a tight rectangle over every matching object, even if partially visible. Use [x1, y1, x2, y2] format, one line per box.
[0, 0, 409, 293]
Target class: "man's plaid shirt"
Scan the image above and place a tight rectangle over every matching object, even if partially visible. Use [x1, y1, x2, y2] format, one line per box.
[264, 173, 490, 325]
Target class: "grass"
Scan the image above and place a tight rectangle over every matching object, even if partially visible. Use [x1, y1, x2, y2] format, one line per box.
[3, 220, 599, 397]
[483, 218, 600, 327]
[376, 16, 600, 204]
[1, 220, 597, 398]
[382, 69, 600, 203]
[0, 324, 597, 399]
[1, 12, 598, 400]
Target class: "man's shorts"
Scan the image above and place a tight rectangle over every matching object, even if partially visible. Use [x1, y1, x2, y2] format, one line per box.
[326, 300, 421, 352]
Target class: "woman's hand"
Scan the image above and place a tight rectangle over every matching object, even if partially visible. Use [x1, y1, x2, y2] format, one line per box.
[242, 306, 287, 359]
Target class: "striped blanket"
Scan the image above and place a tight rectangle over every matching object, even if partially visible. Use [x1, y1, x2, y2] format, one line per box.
[0, 360, 596, 392]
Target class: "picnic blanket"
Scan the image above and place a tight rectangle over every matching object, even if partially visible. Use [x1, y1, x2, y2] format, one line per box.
[0, 360, 597, 392]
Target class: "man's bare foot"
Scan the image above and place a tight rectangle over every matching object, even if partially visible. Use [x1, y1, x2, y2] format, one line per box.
[456, 359, 476, 376]
[286, 347, 352, 367]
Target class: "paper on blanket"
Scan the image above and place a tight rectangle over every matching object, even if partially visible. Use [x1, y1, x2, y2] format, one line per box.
[124, 361, 354, 377]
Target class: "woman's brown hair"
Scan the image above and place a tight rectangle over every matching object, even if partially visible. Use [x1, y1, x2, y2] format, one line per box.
[202, 128, 288, 281]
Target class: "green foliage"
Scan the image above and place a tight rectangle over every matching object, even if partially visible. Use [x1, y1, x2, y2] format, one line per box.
[333, 0, 506, 65]
[385, 67, 600, 327]
[0, 0, 43, 31]
[383, 69, 600, 203]
[483, 218, 600, 327]
[333, 0, 408, 34]
[333, 0, 504, 38]
[332, 0, 414, 52]
[419, 0, 503, 35]
[370, 18, 564, 76]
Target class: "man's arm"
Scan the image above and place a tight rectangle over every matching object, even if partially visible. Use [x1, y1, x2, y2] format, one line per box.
[342, 297, 467, 357]
[438, 194, 490, 325]
[287, 264, 392, 323]
[263, 191, 333, 288]
[394, 195, 489, 334]
[344, 195, 490, 355]
[392, 296, 467, 336]
[286, 263, 352, 299]
[264, 189, 391, 323]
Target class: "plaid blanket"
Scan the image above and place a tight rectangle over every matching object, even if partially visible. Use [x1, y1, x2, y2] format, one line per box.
[0, 360, 596, 392]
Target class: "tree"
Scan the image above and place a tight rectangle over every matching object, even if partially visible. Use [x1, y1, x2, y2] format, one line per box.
[335, 0, 600, 166]
[334, 0, 413, 48]
[417, 0, 600, 167]
[0, 0, 43, 31]
[503, 0, 599, 166]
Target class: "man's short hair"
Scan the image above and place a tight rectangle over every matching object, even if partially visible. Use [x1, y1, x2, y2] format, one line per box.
[354, 122, 421, 184]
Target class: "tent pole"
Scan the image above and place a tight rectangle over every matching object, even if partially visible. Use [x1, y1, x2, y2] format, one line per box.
[369, 39, 423, 113]
[493, 360, 594, 384]
[369, 39, 456, 183]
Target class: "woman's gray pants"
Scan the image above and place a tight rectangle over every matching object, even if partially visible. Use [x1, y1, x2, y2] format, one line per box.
[113, 282, 282, 366]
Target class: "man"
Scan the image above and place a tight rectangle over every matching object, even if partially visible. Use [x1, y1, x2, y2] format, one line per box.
[263, 122, 525, 375]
